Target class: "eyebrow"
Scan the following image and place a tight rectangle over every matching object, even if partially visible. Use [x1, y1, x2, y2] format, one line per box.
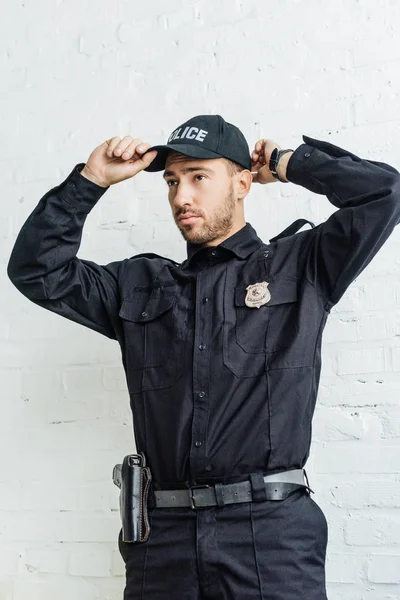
[163, 166, 215, 179]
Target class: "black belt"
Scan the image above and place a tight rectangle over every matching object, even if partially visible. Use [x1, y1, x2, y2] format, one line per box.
[152, 469, 312, 509]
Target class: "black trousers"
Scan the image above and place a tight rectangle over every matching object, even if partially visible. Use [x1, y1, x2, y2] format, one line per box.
[118, 488, 328, 599]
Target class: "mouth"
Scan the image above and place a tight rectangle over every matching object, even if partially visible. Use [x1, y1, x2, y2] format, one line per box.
[178, 215, 202, 224]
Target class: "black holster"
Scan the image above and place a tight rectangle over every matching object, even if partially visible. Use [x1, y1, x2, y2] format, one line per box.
[112, 452, 152, 543]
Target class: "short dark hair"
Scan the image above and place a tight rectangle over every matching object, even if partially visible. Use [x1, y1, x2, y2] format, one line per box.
[225, 159, 244, 176]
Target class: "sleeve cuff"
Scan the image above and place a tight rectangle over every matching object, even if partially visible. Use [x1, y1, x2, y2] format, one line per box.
[58, 163, 110, 210]
[286, 140, 319, 186]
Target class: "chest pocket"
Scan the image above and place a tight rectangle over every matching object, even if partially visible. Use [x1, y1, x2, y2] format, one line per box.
[223, 279, 299, 377]
[119, 290, 184, 393]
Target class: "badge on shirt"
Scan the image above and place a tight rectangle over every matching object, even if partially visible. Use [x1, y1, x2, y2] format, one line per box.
[245, 282, 271, 308]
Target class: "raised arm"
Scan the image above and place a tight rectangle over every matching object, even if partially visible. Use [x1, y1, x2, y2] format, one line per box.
[7, 136, 158, 339]
[251, 135, 400, 307]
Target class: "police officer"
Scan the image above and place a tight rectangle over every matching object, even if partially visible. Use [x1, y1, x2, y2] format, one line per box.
[7, 114, 400, 599]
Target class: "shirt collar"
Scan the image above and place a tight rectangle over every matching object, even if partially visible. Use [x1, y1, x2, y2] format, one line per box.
[185, 222, 263, 265]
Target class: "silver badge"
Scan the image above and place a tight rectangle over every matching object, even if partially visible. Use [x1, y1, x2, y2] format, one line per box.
[245, 282, 271, 308]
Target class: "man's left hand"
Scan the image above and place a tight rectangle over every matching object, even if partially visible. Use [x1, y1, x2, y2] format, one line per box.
[251, 139, 293, 184]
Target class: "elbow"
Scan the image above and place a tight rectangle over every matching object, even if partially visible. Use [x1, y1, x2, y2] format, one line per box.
[6, 254, 46, 300]
[388, 178, 400, 221]
[7, 253, 19, 286]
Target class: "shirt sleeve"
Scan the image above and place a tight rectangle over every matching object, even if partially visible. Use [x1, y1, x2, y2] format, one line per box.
[286, 135, 400, 308]
[7, 163, 124, 340]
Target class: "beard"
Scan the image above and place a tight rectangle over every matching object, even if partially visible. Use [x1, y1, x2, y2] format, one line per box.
[175, 184, 236, 245]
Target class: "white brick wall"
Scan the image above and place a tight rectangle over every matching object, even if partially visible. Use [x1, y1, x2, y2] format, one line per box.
[2, 0, 400, 597]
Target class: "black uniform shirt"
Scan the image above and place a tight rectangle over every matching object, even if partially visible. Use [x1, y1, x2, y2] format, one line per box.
[7, 135, 400, 489]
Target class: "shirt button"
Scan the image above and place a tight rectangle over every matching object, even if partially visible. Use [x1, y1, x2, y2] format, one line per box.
[263, 251, 269, 258]
[195, 441, 202, 447]
[205, 464, 213, 471]
[304, 152, 311, 158]
[199, 391, 206, 398]
[198, 344, 206, 351]
[202, 297, 209, 304]
[141, 311, 148, 318]
[211, 250, 217, 256]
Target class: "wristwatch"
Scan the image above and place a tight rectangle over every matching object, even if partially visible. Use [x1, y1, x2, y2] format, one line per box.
[269, 148, 294, 182]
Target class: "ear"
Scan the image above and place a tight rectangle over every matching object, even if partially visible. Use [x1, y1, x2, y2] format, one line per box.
[235, 170, 253, 200]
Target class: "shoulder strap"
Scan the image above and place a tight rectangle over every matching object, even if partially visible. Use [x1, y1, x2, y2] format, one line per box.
[269, 218, 315, 243]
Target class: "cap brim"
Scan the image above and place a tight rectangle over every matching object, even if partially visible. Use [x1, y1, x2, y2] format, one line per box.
[143, 143, 224, 172]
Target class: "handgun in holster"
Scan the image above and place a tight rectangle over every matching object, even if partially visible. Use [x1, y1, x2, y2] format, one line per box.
[112, 452, 152, 543]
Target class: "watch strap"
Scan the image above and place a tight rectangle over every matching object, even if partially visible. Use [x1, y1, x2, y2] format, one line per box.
[269, 148, 294, 182]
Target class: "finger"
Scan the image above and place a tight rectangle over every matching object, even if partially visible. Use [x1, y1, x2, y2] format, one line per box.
[255, 139, 265, 153]
[253, 170, 268, 184]
[121, 140, 142, 160]
[113, 135, 137, 157]
[122, 141, 151, 161]
[252, 169, 267, 184]
[140, 149, 158, 168]
[252, 161, 264, 174]
[252, 171, 264, 184]
[105, 136, 121, 158]
[252, 165, 278, 185]
[129, 150, 158, 174]
[136, 142, 151, 155]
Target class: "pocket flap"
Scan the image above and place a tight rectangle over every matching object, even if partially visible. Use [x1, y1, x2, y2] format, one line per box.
[119, 293, 176, 322]
[235, 279, 298, 307]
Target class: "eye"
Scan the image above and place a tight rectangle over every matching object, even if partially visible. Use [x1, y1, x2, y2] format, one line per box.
[166, 180, 177, 187]
[195, 174, 206, 181]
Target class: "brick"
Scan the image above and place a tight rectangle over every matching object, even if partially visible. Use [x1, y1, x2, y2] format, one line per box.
[357, 313, 388, 342]
[323, 315, 359, 344]
[368, 554, 400, 583]
[325, 552, 366, 584]
[0, 546, 20, 576]
[314, 443, 400, 474]
[0, 581, 13, 600]
[337, 346, 386, 375]
[313, 407, 382, 442]
[13, 577, 98, 600]
[68, 544, 112, 577]
[94, 577, 125, 599]
[0, 482, 23, 511]
[111, 548, 125, 577]
[102, 366, 128, 392]
[345, 514, 400, 547]
[390, 346, 400, 372]
[316, 475, 400, 509]
[21, 546, 68, 575]
[0, 511, 120, 544]
[22, 481, 110, 512]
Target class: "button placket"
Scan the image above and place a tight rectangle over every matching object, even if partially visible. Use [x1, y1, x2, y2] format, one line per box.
[190, 270, 212, 474]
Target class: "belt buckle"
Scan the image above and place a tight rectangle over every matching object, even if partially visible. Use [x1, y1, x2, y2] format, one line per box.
[189, 484, 210, 510]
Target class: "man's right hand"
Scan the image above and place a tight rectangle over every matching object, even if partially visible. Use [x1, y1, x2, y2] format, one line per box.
[80, 136, 158, 187]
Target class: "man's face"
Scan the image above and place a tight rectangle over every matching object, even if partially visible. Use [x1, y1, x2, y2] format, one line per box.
[163, 152, 241, 245]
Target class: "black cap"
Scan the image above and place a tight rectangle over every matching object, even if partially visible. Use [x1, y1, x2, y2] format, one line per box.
[143, 114, 252, 172]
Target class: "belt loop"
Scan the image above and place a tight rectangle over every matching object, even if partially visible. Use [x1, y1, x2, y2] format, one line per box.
[250, 473, 267, 502]
[214, 482, 226, 507]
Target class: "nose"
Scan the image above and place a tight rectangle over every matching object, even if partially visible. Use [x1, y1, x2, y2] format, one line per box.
[172, 183, 194, 211]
